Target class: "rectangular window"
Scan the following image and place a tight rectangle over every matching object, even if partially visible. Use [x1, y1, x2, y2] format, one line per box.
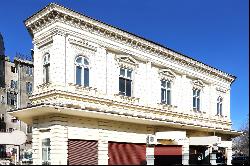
[76, 66, 82, 85]
[26, 66, 33, 76]
[9, 128, 13, 132]
[10, 80, 17, 89]
[11, 66, 15, 73]
[26, 82, 32, 94]
[42, 138, 51, 165]
[7, 92, 17, 106]
[193, 89, 201, 111]
[84, 68, 89, 86]
[161, 80, 171, 105]
[119, 68, 132, 97]
[27, 125, 32, 133]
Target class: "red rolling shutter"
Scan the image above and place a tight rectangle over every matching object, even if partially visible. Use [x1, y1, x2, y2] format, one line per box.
[68, 139, 98, 165]
[108, 142, 146, 165]
[154, 145, 182, 165]
[155, 145, 182, 155]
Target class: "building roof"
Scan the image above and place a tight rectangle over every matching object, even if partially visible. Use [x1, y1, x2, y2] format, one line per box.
[24, 3, 236, 84]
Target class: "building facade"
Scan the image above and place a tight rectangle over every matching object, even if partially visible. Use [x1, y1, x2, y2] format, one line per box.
[0, 33, 33, 162]
[10, 3, 241, 165]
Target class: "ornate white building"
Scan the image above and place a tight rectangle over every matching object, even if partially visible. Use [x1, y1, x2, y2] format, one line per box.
[10, 3, 241, 165]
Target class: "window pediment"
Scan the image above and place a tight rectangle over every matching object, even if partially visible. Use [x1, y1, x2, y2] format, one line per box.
[216, 87, 228, 93]
[192, 79, 205, 89]
[159, 68, 176, 81]
[115, 55, 138, 69]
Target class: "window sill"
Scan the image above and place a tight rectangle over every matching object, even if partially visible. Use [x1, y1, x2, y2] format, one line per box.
[192, 109, 205, 113]
[69, 83, 97, 92]
[215, 114, 226, 118]
[114, 93, 140, 103]
[158, 103, 177, 109]
[37, 82, 51, 89]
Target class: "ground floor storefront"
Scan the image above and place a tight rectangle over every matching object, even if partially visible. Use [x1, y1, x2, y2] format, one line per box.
[26, 114, 235, 165]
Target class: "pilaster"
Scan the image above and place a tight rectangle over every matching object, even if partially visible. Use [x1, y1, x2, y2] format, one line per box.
[49, 116, 68, 165]
[182, 138, 189, 165]
[226, 142, 232, 165]
[98, 120, 109, 165]
[31, 119, 40, 165]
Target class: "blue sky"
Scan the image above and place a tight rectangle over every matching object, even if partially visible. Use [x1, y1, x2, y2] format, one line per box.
[0, 0, 248, 130]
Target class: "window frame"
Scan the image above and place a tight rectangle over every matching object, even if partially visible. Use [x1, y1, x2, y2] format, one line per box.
[7, 92, 17, 106]
[119, 68, 133, 97]
[26, 82, 32, 94]
[26, 66, 33, 76]
[11, 66, 16, 73]
[161, 79, 171, 105]
[43, 53, 50, 84]
[74, 56, 90, 87]
[217, 96, 223, 116]
[41, 138, 51, 165]
[193, 88, 201, 112]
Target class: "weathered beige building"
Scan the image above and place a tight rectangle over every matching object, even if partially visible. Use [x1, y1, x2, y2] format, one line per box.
[0, 33, 33, 162]
[10, 3, 241, 165]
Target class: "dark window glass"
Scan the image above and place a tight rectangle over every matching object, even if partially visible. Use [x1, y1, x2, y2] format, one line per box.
[167, 90, 171, 105]
[76, 66, 82, 85]
[126, 80, 132, 97]
[217, 103, 219, 115]
[76, 57, 82, 63]
[120, 68, 125, 76]
[161, 88, 166, 103]
[119, 78, 125, 95]
[197, 98, 200, 111]
[193, 96, 196, 108]
[220, 103, 222, 116]
[11, 66, 15, 73]
[84, 58, 89, 65]
[84, 68, 89, 86]
[161, 80, 166, 87]
[167, 82, 171, 89]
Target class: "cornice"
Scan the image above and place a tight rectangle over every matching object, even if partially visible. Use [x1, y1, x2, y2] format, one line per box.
[28, 91, 232, 132]
[24, 3, 236, 84]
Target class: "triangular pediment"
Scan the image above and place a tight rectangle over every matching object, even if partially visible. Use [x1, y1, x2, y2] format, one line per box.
[193, 79, 205, 88]
[159, 68, 176, 81]
[116, 55, 137, 65]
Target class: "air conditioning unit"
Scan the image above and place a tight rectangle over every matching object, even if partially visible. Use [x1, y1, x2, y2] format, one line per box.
[146, 135, 156, 145]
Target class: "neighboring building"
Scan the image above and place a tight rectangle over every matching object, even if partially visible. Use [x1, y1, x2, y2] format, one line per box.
[10, 3, 242, 165]
[0, 33, 33, 162]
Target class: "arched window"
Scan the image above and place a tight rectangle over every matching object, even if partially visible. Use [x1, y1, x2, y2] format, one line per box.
[43, 53, 50, 83]
[217, 96, 223, 116]
[75, 56, 89, 86]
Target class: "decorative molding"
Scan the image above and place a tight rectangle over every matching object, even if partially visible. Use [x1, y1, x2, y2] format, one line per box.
[115, 54, 138, 69]
[68, 38, 97, 51]
[34, 35, 53, 49]
[24, 3, 235, 84]
[192, 79, 205, 89]
[159, 68, 176, 81]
